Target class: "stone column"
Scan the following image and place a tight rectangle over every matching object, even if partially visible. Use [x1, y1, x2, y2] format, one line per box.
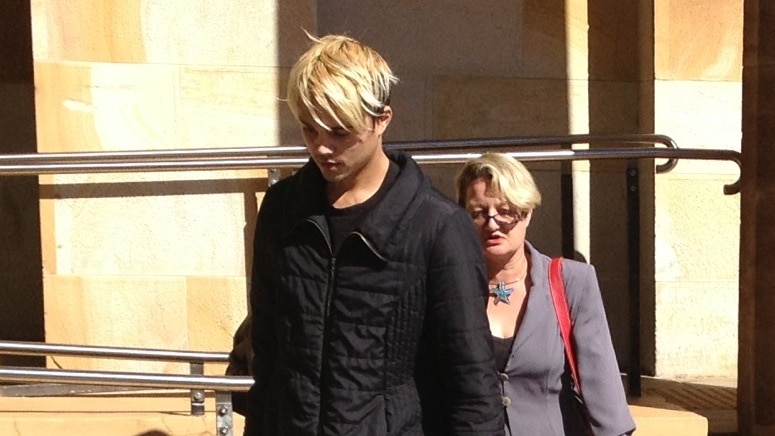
[31, 0, 314, 373]
[738, 1, 775, 435]
[652, 0, 742, 381]
[0, 1, 45, 366]
[737, 0, 775, 435]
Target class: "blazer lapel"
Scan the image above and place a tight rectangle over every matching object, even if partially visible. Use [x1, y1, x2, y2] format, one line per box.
[507, 245, 553, 363]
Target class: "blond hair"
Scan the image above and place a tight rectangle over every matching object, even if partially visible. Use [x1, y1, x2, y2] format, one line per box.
[456, 153, 542, 211]
[286, 33, 398, 132]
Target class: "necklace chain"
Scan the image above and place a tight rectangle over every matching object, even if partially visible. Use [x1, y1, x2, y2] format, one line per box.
[489, 272, 527, 289]
[489, 257, 529, 289]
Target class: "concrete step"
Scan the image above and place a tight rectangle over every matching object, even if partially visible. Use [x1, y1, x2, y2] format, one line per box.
[630, 395, 709, 435]
[0, 393, 706, 436]
[639, 375, 737, 435]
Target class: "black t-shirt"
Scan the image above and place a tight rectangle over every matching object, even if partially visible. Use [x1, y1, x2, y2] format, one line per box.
[326, 160, 399, 254]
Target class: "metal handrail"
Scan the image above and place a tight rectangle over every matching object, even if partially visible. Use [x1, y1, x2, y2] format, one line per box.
[389, 134, 680, 174]
[0, 366, 252, 391]
[0, 145, 739, 194]
[423, 148, 740, 195]
[0, 340, 240, 429]
[0, 133, 679, 171]
[0, 340, 229, 363]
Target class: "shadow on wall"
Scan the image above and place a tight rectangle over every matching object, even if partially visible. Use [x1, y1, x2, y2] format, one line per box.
[0, 0, 45, 367]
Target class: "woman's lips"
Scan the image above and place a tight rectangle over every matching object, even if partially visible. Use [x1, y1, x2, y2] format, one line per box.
[485, 235, 502, 246]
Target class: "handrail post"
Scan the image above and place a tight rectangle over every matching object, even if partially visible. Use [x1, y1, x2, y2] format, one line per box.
[561, 145, 576, 259]
[626, 160, 642, 396]
[190, 362, 205, 416]
[268, 168, 281, 186]
[216, 390, 235, 436]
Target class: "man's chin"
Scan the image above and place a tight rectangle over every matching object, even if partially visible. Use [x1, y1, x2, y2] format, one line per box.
[319, 170, 347, 184]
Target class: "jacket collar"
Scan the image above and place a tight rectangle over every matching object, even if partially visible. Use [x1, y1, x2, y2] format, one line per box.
[357, 150, 428, 252]
[281, 150, 430, 256]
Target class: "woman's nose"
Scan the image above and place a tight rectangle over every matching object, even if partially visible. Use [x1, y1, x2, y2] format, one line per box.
[485, 215, 500, 230]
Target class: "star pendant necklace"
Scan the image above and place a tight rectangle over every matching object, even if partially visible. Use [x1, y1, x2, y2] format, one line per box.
[489, 272, 527, 305]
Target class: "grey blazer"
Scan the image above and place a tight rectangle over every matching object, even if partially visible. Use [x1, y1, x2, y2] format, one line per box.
[499, 242, 636, 435]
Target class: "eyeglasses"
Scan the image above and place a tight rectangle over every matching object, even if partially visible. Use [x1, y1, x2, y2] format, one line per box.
[470, 210, 526, 226]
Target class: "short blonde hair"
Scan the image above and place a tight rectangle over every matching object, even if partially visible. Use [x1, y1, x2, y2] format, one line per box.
[456, 153, 542, 211]
[287, 33, 398, 132]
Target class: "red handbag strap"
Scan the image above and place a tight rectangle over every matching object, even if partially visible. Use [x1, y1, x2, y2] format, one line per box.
[548, 257, 583, 394]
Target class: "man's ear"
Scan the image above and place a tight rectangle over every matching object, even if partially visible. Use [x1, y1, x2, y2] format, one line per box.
[374, 105, 393, 135]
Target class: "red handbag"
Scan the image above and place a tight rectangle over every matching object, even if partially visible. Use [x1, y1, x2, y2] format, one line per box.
[549, 257, 594, 435]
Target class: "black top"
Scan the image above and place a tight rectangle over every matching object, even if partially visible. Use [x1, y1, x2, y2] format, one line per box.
[492, 335, 515, 371]
[327, 160, 399, 254]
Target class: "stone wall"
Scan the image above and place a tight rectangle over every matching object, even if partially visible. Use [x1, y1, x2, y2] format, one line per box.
[25, 0, 742, 378]
[652, 0, 742, 378]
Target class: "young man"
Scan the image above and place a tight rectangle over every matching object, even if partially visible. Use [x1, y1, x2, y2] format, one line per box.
[245, 34, 504, 435]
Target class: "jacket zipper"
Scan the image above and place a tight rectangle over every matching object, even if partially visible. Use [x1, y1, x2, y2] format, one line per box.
[351, 231, 388, 262]
[312, 227, 385, 435]
[317, 255, 336, 434]
[308, 219, 335, 436]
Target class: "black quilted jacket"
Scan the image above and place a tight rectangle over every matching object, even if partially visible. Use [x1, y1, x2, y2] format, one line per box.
[245, 151, 504, 435]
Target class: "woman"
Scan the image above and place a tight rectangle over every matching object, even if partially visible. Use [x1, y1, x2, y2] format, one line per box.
[456, 153, 636, 436]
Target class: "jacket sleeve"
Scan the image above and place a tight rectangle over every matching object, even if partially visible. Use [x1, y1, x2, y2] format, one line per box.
[226, 315, 252, 416]
[568, 264, 636, 436]
[245, 189, 281, 435]
[424, 207, 505, 435]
